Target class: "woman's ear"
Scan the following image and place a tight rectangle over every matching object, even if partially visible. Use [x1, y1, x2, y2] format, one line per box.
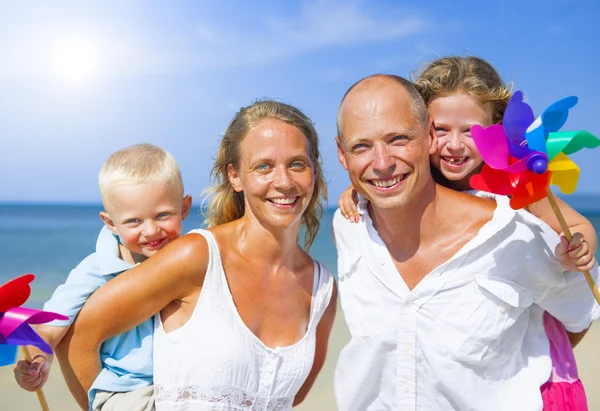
[227, 164, 243, 192]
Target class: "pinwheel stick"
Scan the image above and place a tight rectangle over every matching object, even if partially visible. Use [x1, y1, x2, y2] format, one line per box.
[20, 346, 50, 411]
[546, 190, 600, 305]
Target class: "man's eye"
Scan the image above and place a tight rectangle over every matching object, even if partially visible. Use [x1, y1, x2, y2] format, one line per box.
[352, 143, 368, 151]
[391, 135, 408, 142]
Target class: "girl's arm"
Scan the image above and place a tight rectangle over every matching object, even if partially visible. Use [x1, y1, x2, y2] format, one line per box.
[528, 196, 597, 271]
[528, 197, 597, 347]
[293, 283, 337, 406]
[66, 233, 209, 391]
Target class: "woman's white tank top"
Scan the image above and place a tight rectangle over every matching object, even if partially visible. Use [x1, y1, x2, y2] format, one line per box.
[153, 229, 334, 410]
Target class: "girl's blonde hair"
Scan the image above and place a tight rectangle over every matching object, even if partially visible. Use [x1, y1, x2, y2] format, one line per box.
[204, 100, 327, 250]
[413, 56, 512, 124]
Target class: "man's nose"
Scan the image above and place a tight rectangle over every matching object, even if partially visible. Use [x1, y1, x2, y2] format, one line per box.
[372, 144, 395, 174]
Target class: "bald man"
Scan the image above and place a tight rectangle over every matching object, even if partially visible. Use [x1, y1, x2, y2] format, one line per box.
[331, 74, 600, 410]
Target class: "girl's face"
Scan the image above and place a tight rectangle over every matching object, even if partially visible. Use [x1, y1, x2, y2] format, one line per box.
[429, 93, 494, 190]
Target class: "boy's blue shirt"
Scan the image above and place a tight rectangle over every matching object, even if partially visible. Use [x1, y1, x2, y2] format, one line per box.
[43, 226, 153, 408]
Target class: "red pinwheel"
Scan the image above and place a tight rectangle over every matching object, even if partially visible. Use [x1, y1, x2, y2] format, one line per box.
[470, 90, 600, 303]
[0, 274, 69, 411]
[0, 274, 68, 353]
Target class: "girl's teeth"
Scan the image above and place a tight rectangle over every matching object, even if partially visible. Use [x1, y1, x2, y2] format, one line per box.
[444, 157, 467, 165]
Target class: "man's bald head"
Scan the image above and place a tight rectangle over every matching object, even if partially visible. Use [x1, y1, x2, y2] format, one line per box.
[336, 74, 429, 139]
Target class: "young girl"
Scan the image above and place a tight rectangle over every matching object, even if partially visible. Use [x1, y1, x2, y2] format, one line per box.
[338, 56, 597, 411]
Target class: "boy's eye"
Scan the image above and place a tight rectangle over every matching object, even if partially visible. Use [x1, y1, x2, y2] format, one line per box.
[125, 218, 140, 224]
[157, 212, 170, 218]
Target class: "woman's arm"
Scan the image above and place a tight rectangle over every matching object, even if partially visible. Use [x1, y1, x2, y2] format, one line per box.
[293, 283, 338, 406]
[66, 233, 209, 391]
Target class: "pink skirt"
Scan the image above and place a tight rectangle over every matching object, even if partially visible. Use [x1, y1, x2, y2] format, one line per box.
[541, 312, 588, 411]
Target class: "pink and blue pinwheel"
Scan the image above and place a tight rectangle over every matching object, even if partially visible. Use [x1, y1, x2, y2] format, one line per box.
[470, 90, 600, 209]
[0, 274, 68, 366]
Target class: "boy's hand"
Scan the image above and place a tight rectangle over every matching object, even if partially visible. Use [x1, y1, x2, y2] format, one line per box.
[338, 186, 360, 223]
[13, 355, 51, 391]
[555, 233, 597, 272]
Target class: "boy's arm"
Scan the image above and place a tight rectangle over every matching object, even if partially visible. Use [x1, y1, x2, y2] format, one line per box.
[66, 233, 209, 392]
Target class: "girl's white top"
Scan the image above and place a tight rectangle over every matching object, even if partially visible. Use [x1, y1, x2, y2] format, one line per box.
[153, 229, 334, 411]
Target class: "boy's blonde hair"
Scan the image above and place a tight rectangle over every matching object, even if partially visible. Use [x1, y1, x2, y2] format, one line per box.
[413, 56, 512, 124]
[99, 143, 184, 202]
[204, 99, 327, 250]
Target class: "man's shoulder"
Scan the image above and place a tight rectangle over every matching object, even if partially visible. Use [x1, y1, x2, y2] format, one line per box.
[331, 208, 363, 249]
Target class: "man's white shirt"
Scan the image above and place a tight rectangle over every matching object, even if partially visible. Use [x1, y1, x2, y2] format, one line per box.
[332, 193, 600, 411]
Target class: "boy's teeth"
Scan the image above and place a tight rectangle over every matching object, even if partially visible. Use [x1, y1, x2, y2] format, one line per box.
[271, 197, 297, 204]
[373, 175, 403, 187]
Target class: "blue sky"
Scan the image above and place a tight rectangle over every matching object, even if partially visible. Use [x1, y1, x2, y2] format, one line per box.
[1, 0, 598, 205]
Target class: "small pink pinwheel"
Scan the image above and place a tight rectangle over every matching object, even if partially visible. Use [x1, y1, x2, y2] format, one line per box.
[0, 274, 68, 356]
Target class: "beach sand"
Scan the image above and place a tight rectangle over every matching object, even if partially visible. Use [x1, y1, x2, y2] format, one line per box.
[1, 310, 599, 411]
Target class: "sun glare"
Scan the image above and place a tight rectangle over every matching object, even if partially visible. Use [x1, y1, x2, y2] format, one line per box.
[53, 38, 99, 83]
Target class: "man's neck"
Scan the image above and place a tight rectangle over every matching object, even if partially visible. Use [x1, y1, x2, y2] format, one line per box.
[368, 181, 448, 260]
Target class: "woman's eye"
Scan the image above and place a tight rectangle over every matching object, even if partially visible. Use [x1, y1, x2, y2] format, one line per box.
[256, 163, 269, 171]
[291, 161, 306, 168]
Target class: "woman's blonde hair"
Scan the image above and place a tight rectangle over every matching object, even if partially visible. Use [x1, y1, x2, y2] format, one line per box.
[204, 99, 327, 250]
[413, 56, 512, 124]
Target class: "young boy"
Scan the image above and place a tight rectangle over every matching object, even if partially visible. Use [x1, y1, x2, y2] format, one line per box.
[13, 143, 192, 411]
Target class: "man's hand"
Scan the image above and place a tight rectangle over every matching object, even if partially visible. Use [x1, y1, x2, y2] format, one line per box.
[13, 354, 51, 391]
[555, 232, 597, 272]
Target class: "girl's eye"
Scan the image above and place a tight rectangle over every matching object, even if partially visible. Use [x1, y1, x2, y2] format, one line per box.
[434, 128, 447, 134]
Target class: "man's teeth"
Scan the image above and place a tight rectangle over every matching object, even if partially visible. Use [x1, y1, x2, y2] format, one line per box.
[444, 157, 467, 165]
[372, 175, 403, 188]
[271, 197, 297, 205]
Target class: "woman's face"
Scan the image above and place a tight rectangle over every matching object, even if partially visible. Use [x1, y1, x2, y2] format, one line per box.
[229, 118, 315, 231]
[429, 93, 494, 189]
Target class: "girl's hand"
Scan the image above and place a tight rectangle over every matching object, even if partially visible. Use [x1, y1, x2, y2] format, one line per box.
[555, 232, 597, 272]
[338, 186, 360, 223]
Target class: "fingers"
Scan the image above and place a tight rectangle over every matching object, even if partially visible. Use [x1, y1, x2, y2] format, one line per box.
[13, 357, 50, 391]
[338, 188, 360, 223]
[556, 233, 597, 272]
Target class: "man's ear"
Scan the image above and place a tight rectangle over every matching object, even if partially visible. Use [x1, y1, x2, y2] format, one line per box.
[99, 211, 119, 235]
[227, 164, 243, 192]
[181, 195, 192, 220]
[336, 136, 348, 171]
[427, 118, 438, 156]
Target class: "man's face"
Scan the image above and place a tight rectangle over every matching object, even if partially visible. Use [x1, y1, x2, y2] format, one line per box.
[337, 84, 437, 210]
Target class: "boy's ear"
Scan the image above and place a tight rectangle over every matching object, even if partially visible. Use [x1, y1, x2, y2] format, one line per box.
[181, 195, 192, 220]
[227, 164, 243, 193]
[99, 211, 119, 235]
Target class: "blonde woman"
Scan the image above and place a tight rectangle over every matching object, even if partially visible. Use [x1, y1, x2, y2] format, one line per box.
[67, 100, 337, 411]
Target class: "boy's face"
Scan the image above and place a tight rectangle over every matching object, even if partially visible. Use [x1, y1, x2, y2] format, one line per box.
[100, 182, 191, 260]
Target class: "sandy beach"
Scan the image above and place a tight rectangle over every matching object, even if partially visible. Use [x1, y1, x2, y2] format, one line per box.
[1, 309, 599, 411]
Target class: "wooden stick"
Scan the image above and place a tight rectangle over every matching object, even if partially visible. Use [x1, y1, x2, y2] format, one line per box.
[546, 190, 600, 304]
[20, 346, 50, 411]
